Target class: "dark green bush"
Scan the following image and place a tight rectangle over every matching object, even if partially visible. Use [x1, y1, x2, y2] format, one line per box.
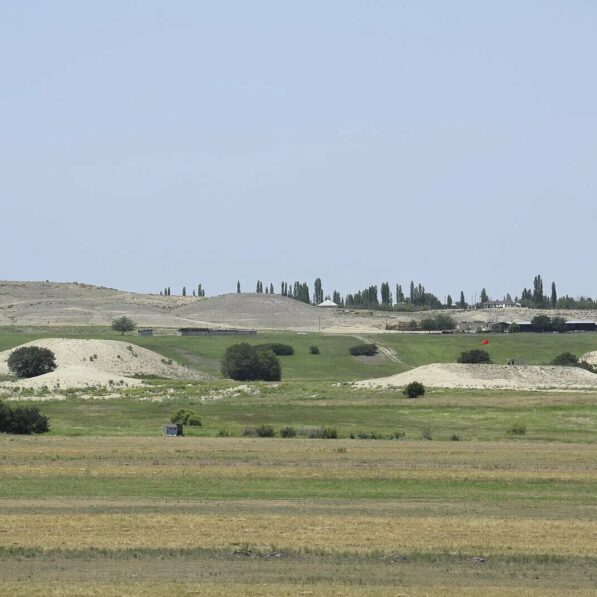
[221, 343, 281, 381]
[403, 381, 425, 398]
[508, 423, 527, 435]
[308, 426, 338, 439]
[550, 352, 596, 372]
[551, 352, 579, 366]
[309, 346, 320, 355]
[349, 343, 378, 357]
[187, 415, 202, 426]
[255, 424, 275, 437]
[0, 402, 49, 434]
[280, 426, 297, 438]
[450, 434, 461, 441]
[7, 346, 57, 378]
[458, 349, 492, 364]
[256, 343, 294, 356]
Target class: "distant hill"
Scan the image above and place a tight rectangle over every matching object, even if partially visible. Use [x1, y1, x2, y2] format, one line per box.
[1, 281, 595, 333]
[0, 281, 364, 331]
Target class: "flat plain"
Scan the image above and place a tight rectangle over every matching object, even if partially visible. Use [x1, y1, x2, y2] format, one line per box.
[1, 322, 596, 595]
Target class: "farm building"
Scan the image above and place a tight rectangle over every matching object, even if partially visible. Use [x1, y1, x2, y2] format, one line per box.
[479, 299, 520, 309]
[564, 320, 596, 332]
[177, 327, 257, 336]
[489, 321, 533, 333]
[138, 328, 153, 336]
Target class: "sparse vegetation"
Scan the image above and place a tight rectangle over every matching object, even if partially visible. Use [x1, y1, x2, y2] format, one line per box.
[309, 345, 320, 354]
[508, 423, 527, 435]
[349, 343, 378, 357]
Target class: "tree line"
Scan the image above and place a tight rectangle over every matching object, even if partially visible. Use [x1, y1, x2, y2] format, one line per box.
[157, 273, 597, 311]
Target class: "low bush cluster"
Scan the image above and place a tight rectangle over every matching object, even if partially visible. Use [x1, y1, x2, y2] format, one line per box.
[309, 346, 320, 355]
[458, 349, 492, 364]
[0, 402, 49, 434]
[242, 425, 338, 439]
[420, 313, 456, 331]
[256, 343, 295, 356]
[170, 409, 201, 426]
[551, 352, 596, 373]
[349, 343, 378, 357]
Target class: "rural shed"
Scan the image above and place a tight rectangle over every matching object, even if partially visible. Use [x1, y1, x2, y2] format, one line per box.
[177, 327, 257, 336]
[163, 423, 183, 437]
[138, 328, 153, 336]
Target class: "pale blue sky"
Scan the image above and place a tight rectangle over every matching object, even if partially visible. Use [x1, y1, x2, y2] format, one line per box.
[1, 1, 596, 300]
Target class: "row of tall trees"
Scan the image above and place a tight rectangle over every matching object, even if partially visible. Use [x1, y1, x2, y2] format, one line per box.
[161, 274, 595, 310]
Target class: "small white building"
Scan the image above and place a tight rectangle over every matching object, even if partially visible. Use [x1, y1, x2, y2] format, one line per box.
[317, 299, 338, 308]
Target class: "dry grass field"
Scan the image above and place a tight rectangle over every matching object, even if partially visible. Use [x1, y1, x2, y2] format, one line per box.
[1, 437, 596, 595]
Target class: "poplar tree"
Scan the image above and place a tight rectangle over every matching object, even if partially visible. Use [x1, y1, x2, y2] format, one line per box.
[237, 281, 241, 293]
[459, 291, 466, 308]
[182, 286, 186, 297]
[551, 282, 557, 309]
[480, 288, 489, 303]
[314, 278, 323, 305]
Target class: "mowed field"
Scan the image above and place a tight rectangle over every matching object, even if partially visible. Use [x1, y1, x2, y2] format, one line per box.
[1, 326, 597, 594]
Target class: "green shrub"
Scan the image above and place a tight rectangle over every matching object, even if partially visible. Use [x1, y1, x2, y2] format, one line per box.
[187, 415, 202, 426]
[551, 352, 579, 366]
[508, 423, 527, 435]
[280, 426, 297, 438]
[0, 402, 49, 434]
[403, 381, 425, 398]
[170, 409, 198, 425]
[392, 431, 405, 439]
[307, 426, 338, 439]
[309, 346, 320, 355]
[7, 346, 57, 378]
[221, 343, 281, 381]
[242, 427, 257, 437]
[420, 314, 456, 331]
[421, 426, 433, 440]
[349, 343, 378, 357]
[255, 424, 275, 437]
[551, 352, 596, 373]
[450, 433, 461, 441]
[458, 349, 491, 364]
[256, 343, 294, 356]
[217, 429, 231, 437]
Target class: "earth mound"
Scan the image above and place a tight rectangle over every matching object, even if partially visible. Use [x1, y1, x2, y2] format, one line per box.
[0, 338, 205, 389]
[355, 363, 597, 391]
[581, 351, 597, 366]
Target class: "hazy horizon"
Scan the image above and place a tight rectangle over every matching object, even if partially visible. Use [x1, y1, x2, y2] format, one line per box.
[2, 2, 596, 299]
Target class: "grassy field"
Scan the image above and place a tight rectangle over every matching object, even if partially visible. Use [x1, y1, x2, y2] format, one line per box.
[1, 326, 597, 593]
[0, 437, 596, 595]
[2, 325, 597, 381]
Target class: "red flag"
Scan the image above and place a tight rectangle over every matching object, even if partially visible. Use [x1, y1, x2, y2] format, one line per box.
[481, 339, 490, 345]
